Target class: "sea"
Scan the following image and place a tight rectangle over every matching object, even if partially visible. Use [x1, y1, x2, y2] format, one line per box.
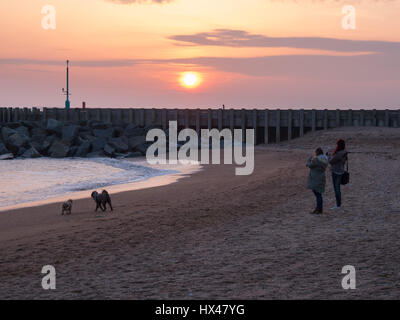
[0, 157, 175, 209]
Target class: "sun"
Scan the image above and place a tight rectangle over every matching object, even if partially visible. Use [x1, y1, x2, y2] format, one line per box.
[180, 72, 201, 89]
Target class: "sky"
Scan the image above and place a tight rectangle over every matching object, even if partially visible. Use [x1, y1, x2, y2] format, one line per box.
[0, 0, 399, 109]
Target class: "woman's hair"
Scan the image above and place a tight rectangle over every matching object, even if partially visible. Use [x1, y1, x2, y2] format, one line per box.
[315, 147, 323, 156]
[333, 139, 346, 155]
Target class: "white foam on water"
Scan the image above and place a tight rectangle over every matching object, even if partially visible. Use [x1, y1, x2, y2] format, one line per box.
[0, 157, 176, 208]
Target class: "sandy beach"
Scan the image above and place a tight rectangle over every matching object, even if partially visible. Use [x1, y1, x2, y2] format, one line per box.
[1, 127, 400, 299]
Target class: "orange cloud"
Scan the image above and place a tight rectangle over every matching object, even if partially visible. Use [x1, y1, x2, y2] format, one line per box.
[106, 0, 172, 4]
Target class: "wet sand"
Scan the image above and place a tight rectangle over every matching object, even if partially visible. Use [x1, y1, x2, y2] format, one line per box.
[1, 127, 399, 299]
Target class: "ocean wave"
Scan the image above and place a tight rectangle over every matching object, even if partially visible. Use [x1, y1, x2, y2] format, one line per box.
[0, 157, 176, 208]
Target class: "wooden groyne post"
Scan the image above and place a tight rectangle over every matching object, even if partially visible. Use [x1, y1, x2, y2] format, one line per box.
[1, 107, 399, 144]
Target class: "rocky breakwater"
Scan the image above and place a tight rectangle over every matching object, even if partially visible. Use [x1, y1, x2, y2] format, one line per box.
[0, 119, 159, 160]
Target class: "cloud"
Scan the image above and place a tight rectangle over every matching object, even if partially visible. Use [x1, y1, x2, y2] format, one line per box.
[267, 0, 398, 3]
[2, 51, 399, 82]
[106, 0, 172, 4]
[161, 53, 400, 81]
[2, 30, 399, 84]
[170, 29, 400, 54]
[0, 59, 138, 68]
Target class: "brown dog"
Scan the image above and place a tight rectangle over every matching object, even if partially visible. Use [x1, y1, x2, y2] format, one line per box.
[61, 199, 73, 215]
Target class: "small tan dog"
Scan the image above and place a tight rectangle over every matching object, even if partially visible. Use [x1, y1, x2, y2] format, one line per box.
[61, 199, 73, 215]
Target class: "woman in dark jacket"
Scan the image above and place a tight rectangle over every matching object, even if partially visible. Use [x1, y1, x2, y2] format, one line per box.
[328, 139, 348, 210]
[306, 147, 329, 214]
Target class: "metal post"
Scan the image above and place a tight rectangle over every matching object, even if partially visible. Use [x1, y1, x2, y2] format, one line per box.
[64, 60, 71, 109]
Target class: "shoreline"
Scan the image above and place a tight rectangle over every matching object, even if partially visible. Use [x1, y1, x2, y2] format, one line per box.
[0, 157, 202, 213]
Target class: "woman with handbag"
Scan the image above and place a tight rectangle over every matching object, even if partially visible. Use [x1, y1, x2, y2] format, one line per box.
[327, 139, 348, 210]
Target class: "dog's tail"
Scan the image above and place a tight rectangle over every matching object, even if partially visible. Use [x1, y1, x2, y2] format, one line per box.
[103, 190, 113, 211]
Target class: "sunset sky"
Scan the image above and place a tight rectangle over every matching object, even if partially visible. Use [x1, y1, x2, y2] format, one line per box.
[0, 0, 399, 109]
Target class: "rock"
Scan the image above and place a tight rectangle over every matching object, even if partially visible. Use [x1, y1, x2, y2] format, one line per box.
[79, 123, 91, 130]
[90, 121, 110, 130]
[6, 122, 21, 129]
[21, 121, 38, 130]
[78, 127, 92, 137]
[6, 133, 30, 154]
[41, 135, 57, 153]
[17, 147, 27, 157]
[127, 136, 146, 151]
[15, 126, 30, 137]
[103, 143, 115, 157]
[79, 133, 96, 142]
[114, 126, 125, 137]
[93, 128, 115, 139]
[75, 140, 91, 157]
[124, 124, 144, 137]
[0, 120, 165, 159]
[87, 151, 106, 158]
[126, 151, 143, 158]
[120, 135, 129, 145]
[76, 136, 86, 146]
[31, 133, 47, 144]
[0, 142, 10, 155]
[68, 146, 78, 157]
[2, 127, 16, 141]
[135, 143, 150, 156]
[62, 125, 79, 142]
[61, 139, 72, 147]
[114, 153, 128, 159]
[30, 141, 44, 154]
[113, 120, 127, 129]
[46, 119, 62, 134]
[22, 147, 41, 159]
[108, 137, 129, 153]
[49, 141, 70, 158]
[0, 153, 14, 160]
[31, 127, 47, 137]
[78, 120, 88, 127]
[91, 137, 106, 152]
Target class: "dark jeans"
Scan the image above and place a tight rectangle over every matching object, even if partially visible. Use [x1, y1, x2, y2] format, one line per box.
[313, 191, 323, 210]
[332, 172, 342, 207]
